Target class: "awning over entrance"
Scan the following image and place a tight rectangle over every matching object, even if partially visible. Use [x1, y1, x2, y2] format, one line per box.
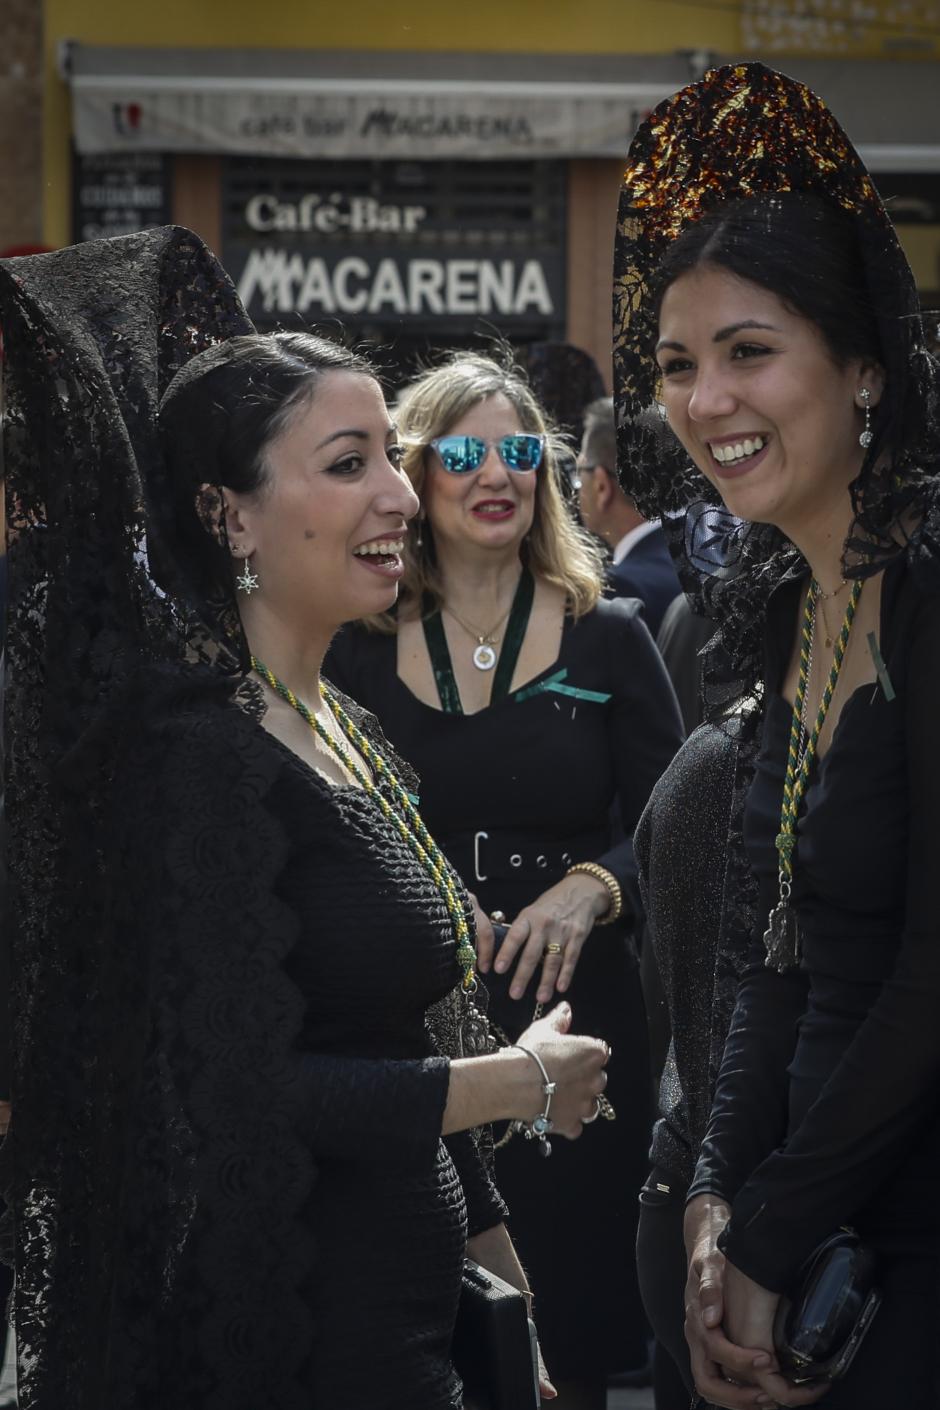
[65, 44, 940, 170]
[67, 47, 689, 161]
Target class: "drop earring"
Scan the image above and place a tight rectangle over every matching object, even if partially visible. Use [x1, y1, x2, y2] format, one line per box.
[235, 552, 260, 595]
[415, 518, 424, 550]
[858, 387, 873, 448]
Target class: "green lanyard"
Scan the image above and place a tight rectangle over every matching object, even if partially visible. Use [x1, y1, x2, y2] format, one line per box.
[251, 656, 478, 989]
[763, 576, 862, 972]
[422, 567, 535, 715]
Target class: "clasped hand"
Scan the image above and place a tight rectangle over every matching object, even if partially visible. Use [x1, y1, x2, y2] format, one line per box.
[473, 873, 611, 1004]
[684, 1196, 830, 1409]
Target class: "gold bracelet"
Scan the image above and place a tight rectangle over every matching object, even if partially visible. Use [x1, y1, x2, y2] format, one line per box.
[565, 861, 623, 926]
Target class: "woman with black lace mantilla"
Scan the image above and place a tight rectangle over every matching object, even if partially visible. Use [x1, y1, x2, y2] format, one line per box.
[0, 229, 611, 1410]
[615, 65, 940, 1409]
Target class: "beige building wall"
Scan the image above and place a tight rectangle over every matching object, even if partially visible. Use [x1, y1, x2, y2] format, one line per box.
[567, 160, 625, 391]
[0, 0, 43, 251]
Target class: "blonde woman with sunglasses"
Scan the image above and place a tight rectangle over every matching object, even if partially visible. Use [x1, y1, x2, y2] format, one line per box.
[326, 351, 683, 1410]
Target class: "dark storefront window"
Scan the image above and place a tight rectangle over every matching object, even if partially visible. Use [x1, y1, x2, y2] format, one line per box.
[72, 150, 170, 243]
[221, 157, 567, 385]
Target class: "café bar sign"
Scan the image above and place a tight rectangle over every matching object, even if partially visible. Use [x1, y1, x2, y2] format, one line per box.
[234, 248, 557, 322]
[71, 76, 673, 159]
[227, 190, 561, 326]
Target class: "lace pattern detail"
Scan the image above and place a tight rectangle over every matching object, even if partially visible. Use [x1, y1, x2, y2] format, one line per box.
[0, 228, 500, 1408]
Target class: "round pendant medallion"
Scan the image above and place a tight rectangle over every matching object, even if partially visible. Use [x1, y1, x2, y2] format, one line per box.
[473, 643, 498, 671]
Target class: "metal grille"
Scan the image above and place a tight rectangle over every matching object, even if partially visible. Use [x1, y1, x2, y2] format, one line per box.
[222, 156, 566, 250]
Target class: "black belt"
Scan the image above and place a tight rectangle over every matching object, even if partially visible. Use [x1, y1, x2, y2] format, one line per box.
[443, 828, 608, 885]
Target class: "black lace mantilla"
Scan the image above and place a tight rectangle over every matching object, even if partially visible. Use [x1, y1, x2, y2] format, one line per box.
[0, 227, 496, 1408]
[611, 62, 940, 725]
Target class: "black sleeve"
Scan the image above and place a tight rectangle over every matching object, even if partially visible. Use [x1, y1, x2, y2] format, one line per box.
[595, 602, 685, 907]
[153, 706, 452, 1177]
[444, 1129, 509, 1236]
[687, 930, 808, 1214]
[715, 598, 940, 1292]
[295, 1052, 451, 1170]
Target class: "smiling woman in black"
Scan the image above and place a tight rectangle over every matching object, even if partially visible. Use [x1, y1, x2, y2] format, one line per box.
[0, 237, 616, 1410]
[611, 62, 940, 1410]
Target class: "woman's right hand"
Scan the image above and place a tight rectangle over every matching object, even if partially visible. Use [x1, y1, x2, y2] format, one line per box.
[684, 1194, 776, 1408]
[441, 1002, 607, 1137]
[514, 1001, 609, 1139]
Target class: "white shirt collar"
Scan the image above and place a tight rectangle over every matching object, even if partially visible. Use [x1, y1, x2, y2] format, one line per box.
[611, 518, 661, 565]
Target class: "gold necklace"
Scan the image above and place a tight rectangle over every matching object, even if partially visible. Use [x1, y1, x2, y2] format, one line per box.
[815, 579, 849, 649]
[252, 655, 478, 988]
[443, 601, 514, 672]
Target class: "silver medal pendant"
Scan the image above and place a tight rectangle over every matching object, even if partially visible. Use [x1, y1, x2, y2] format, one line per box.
[458, 1005, 491, 1057]
[473, 642, 497, 671]
[763, 900, 801, 973]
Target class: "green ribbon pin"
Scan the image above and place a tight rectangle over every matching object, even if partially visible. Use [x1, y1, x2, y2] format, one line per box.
[513, 668, 611, 705]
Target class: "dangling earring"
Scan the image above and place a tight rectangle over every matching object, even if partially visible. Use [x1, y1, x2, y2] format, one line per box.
[858, 387, 873, 448]
[235, 552, 260, 595]
[414, 518, 424, 550]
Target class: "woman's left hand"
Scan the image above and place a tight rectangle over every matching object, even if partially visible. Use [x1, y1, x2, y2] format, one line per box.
[465, 1223, 557, 1401]
[723, 1261, 831, 1407]
[722, 1261, 779, 1361]
[476, 873, 611, 1004]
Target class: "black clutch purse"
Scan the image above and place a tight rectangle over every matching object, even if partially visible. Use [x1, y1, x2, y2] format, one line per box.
[451, 1259, 540, 1410]
[773, 1229, 881, 1384]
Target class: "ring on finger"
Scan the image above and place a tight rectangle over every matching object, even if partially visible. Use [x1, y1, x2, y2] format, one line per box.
[581, 1097, 601, 1124]
[544, 942, 563, 956]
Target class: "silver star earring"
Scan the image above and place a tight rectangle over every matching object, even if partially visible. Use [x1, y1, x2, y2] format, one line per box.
[858, 387, 873, 448]
[235, 553, 260, 595]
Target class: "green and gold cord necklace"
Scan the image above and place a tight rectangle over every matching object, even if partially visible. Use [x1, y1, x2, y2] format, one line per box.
[764, 577, 862, 973]
[252, 656, 478, 990]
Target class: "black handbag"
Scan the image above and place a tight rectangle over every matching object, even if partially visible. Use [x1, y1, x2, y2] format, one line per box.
[773, 1229, 881, 1384]
[451, 1259, 540, 1410]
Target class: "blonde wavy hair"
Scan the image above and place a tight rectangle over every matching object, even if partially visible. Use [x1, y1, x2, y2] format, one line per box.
[372, 351, 603, 629]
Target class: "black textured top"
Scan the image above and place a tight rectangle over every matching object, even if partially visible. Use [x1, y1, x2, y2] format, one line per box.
[691, 562, 940, 1291]
[635, 719, 755, 1187]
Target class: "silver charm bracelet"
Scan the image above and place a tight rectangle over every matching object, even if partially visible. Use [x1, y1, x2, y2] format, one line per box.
[513, 1043, 556, 1158]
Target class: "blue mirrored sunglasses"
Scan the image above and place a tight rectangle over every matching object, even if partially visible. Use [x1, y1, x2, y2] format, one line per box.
[430, 433, 545, 475]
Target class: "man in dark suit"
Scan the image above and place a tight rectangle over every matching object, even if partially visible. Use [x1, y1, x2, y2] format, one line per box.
[577, 397, 681, 637]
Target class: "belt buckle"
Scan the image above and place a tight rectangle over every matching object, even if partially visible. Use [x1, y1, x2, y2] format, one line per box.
[473, 830, 489, 883]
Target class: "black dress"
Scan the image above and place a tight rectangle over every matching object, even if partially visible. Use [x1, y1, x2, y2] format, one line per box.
[327, 596, 685, 1378]
[266, 730, 507, 1408]
[59, 679, 504, 1410]
[691, 562, 940, 1405]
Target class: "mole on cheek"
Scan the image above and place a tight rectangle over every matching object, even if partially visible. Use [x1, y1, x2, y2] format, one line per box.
[303, 529, 316, 540]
